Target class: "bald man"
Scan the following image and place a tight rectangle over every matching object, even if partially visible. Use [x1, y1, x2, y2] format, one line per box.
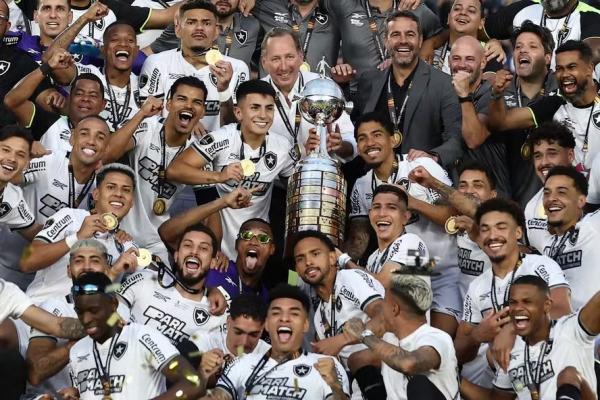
[449, 35, 509, 197]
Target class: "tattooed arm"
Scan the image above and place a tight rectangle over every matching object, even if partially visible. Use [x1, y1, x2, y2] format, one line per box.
[20, 306, 84, 339]
[27, 338, 75, 385]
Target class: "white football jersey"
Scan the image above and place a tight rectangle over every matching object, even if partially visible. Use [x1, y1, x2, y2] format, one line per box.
[216, 350, 350, 399]
[382, 326, 460, 400]
[22, 151, 94, 222]
[120, 116, 192, 261]
[524, 188, 551, 253]
[493, 312, 596, 400]
[118, 269, 226, 345]
[457, 232, 492, 300]
[0, 182, 35, 231]
[70, 323, 179, 400]
[262, 71, 357, 161]
[192, 328, 271, 357]
[139, 49, 249, 132]
[26, 208, 136, 304]
[191, 123, 294, 258]
[553, 102, 600, 172]
[0, 278, 33, 322]
[587, 155, 600, 204]
[543, 211, 600, 309]
[462, 254, 568, 325]
[366, 232, 429, 275]
[39, 116, 72, 154]
[306, 269, 384, 365]
[350, 154, 460, 318]
[77, 64, 141, 131]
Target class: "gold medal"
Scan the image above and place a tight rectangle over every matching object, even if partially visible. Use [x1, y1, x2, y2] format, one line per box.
[240, 159, 256, 176]
[393, 130, 403, 148]
[444, 216, 459, 235]
[299, 62, 311, 72]
[153, 198, 166, 216]
[521, 142, 531, 159]
[205, 49, 222, 66]
[137, 248, 152, 267]
[101, 213, 119, 231]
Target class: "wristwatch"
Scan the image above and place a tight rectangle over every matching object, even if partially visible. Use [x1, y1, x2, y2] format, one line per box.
[337, 253, 352, 269]
[458, 94, 473, 103]
[360, 329, 375, 343]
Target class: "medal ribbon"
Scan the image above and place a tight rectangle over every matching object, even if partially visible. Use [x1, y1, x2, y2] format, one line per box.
[244, 349, 301, 395]
[540, 11, 572, 48]
[271, 74, 304, 152]
[158, 123, 186, 199]
[489, 254, 523, 312]
[290, 5, 318, 59]
[370, 154, 401, 194]
[104, 72, 132, 131]
[386, 74, 412, 136]
[364, 0, 397, 62]
[523, 321, 556, 398]
[238, 127, 267, 164]
[68, 163, 95, 209]
[92, 329, 122, 398]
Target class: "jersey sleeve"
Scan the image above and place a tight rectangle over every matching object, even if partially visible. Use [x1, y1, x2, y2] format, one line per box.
[228, 60, 249, 104]
[29, 298, 68, 340]
[492, 366, 515, 392]
[191, 129, 232, 163]
[461, 282, 482, 324]
[100, 0, 152, 32]
[277, 152, 295, 179]
[414, 329, 454, 372]
[483, 0, 534, 39]
[137, 324, 180, 371]
[587, 156, 600, 204]
[531, 257, 569, 289]
[139, 54, 166, 100]
[342, 270, 384, 311]
[387, 234, 430, 264]
[527, 95, 565, 127]
[34, 208, 80, 243]
[580, 11, 600, 39]
[0, 279, 33, 321]
[116, 270, 148, 308]
[2, 190, 35, 231]
[25, 104, 60, 140]
[323, 357, 351, 398]
[348, 178, 370, 218]
[216, 355, 247, 400]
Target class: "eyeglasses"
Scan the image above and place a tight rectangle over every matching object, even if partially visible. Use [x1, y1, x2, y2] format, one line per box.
[71, 283, 106, 295]
[237, 230, 272, 244]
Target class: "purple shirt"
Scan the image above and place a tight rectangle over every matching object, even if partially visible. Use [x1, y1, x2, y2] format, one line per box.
[206, 261, 269, 304]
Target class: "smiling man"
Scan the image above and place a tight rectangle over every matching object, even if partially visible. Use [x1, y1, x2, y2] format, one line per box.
[206, 284, 350, 400]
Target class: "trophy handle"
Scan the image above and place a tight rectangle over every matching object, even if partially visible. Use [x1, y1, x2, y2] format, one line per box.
[316, 123, 329, 157]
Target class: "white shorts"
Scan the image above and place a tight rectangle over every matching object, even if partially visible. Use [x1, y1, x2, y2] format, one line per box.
[461, 344, 495, 388]
[431, 265, 462, 320]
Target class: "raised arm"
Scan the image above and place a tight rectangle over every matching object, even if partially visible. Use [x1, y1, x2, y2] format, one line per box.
[487, 70, 536, 131]
[154, 355, 205, 400]
[166, 146, 239, 185]
[579, 290, 600, 335]
[20, 307, 84, 340]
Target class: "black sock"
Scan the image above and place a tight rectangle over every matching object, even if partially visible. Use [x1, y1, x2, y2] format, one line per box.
[353, 365, 387, 400]
[556, 383, 581, 400]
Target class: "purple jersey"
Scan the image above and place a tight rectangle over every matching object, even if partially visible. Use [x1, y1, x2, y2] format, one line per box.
[205, 261, 269, 304]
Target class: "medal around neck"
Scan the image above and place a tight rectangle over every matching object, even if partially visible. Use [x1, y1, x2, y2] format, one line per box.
[285, 76, 352, 254]
[206, 49, 222, 66]
[101, 213, 119, 231]
[240, 159, 256, 176]
[153, 198, 166, 216]
[137, 248, 152, 267]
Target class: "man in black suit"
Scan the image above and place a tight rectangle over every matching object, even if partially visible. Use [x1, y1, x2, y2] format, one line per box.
[354, 10, 463, 171]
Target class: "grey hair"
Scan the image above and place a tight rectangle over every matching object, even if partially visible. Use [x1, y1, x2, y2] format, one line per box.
[96, 163, 136, 188]
[69, 239, 109, 261]
[390, 275, 433, 314]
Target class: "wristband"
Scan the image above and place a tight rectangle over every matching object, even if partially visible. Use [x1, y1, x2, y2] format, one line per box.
[39, 63, 52, 77]
[361, 329, 375, 343]
[65, 233, 78, 249]
[458, 94, 473, 103]
[218, 89, 232, 102]
[337, 253, 352, 269]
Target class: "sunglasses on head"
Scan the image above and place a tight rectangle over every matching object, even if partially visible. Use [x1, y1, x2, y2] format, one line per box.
[237, 230, 272, 244]
[71, 283, 106, 296]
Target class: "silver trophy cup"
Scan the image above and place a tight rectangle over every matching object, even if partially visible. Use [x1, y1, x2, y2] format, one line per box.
[285, 78, 351, 252]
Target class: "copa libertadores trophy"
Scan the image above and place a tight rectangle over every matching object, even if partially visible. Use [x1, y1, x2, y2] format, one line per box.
[285, 74, 351, 252]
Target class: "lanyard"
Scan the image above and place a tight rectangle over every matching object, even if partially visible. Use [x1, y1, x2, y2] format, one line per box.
[582, 99, 599, 156]
[489, 254, 523, 312]
[319, 281, 338, 338]
[433, 42, 449, 71]
[92, 329, 122, 398]
[244, 349, 300, 395]
[515, 74, 549, 108]
[386, 74, 412, 134]
[371, 244, 392, 274]
[370, 154, 401, 194]
[104, 73, 132, 131]
[157, 125, 186, 198]
[272, 74, 304, 147]
[523, 321, 556, 398]
[540, 11, 572, 48]
[290, 5, 317, 58]
[364, 0, 397, 62]
[68, 164, 95, 209]
[239, 129, 267, 163]
[547, 227, 576, 261]
[220, 24, 235, 56]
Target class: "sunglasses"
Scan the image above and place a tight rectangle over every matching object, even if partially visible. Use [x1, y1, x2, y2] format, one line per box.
[71, 283, 106, 296]
[237, 230, 272, 244]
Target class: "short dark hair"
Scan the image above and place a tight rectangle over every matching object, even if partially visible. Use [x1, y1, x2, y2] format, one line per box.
[239, 218, 272, 234]
[235, 80, 276, 103]
[526, 120, 576, 151]
[511, 20, 555, 55]
[372, 184, 409, 207]
[545, 165, 588, 195]
[77, 114, 109, 128]
[475, 198, 525, 229]
[510, 274, 550, 296]
[71, 72, 105, 96]
[167, 76, 208, 100]
[261, 27, 302, 58]
[458, 159, 497, 190]
[269, 284, 311, 314]
[103, 21, 136, 44]
[179, 223, 220, 256]
[230, 294, 267, 322]
[555, 40, 593, 64]
[385, 10, 422, 37]
[96, 163, 136, 189]
[353, 111, 394, 139]
[0, 125, 33, 151]
[179, 0, 217, 18]
[71, 272, 114, 298]
[289, 230, 336, 255]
